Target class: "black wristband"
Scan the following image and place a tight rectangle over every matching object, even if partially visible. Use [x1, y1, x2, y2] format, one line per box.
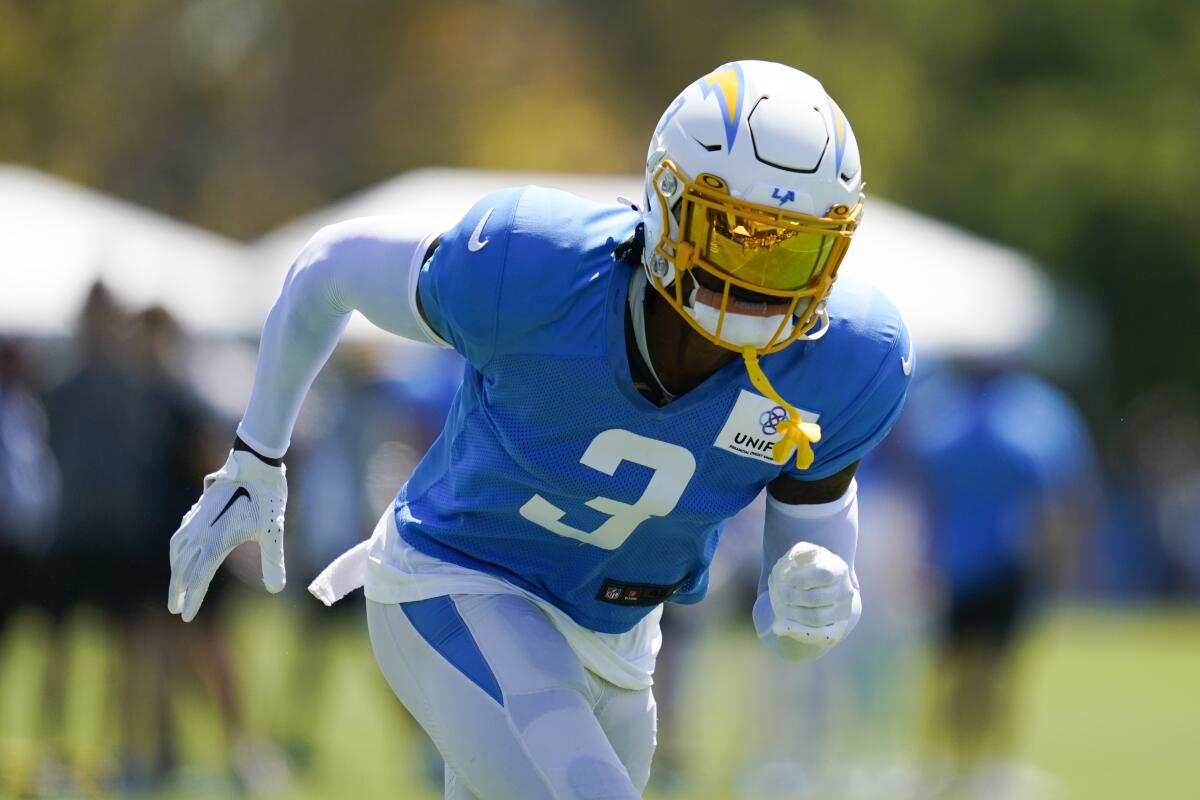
[233, 435, 284, 468]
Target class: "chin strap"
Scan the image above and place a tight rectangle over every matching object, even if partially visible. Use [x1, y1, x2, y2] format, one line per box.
[741, 347, 822, 470]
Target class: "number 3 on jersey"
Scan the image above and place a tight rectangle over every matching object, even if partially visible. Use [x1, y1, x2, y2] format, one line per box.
[519, 429, 696, 550]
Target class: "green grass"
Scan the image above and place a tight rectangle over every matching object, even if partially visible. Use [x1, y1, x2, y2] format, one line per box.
[2, 599, 1197, 798]
[1016, 608, 1200, 798]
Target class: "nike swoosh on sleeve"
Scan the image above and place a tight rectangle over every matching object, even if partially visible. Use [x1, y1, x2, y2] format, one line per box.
[467, 208, 494, 252]
[900, 341, 914, 376]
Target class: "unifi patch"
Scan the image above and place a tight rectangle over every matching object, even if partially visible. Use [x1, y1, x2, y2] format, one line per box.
[713, 389, 820, 464]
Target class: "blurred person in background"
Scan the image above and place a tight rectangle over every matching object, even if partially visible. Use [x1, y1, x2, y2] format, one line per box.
[1081, 394, 1175, 599]
[899, 359, 1098, 794]
[166, 61, 912, 799]
[38, 286, 257, 793]
[1117, 390, 1200, 597]
[0, 338, 61, 792]
[0, 339, 60, 620]
[125, 305, 264, 793]
[39, 281, 139, 790]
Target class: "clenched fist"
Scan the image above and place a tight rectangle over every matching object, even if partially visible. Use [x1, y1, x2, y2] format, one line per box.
[766, 541, 858, 647]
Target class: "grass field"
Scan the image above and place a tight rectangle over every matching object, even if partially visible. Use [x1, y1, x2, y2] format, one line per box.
[2, 599, 1197, 799]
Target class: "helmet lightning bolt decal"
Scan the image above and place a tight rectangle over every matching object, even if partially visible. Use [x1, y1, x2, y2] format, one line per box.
[829, 98, 848, 176]
[697, 63, 745, 152]
[655, 93, 687, 137]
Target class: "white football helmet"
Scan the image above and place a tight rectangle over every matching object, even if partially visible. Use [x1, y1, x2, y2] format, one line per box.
[642, 60, 864, 354]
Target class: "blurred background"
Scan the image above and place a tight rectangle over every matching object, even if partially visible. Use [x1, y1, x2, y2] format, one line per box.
[1, 1, 1198, 798]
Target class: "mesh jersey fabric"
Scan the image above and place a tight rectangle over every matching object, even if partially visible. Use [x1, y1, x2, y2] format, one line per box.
[406, 186, 911, 634]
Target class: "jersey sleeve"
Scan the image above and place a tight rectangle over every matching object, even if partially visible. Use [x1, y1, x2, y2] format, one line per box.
[416, 187, 526, 370]
[788, 311, 914, 481]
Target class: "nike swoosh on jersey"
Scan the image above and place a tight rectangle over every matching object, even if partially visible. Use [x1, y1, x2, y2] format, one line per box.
[900, 340, 914, 376]
[467, 208, 494, 252]
[211, 486, 251, 526]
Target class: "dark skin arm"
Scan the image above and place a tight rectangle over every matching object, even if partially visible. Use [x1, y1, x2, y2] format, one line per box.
[768, 460, 860, 505]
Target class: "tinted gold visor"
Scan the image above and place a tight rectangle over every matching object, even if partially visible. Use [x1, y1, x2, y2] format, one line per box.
[648, 159, 862, 353]
[681, 171, 860, 293]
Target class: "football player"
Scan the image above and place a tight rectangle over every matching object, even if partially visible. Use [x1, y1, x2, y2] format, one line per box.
[169, 60, 912, 799]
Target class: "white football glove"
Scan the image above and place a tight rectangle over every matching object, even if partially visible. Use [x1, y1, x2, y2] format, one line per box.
[168, 449, 287, 621]
[767, 541, 858, 647]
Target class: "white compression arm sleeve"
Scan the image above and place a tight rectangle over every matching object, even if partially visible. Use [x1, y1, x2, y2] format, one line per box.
[752, 480, 862, 661]
[236, 216, 448, 458]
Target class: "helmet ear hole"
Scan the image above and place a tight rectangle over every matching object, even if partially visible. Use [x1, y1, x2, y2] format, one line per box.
[647, 252, 675, 288]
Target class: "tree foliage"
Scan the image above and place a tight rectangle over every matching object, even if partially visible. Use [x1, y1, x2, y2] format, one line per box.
[1, 0, 1196, 415]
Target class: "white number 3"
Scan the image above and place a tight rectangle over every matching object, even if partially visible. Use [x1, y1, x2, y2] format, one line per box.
[519, 429, 696, 550]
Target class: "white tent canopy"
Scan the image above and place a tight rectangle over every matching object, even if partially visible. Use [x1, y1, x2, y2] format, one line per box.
[0, 164, 1056, 357]
[841, 201, 1053, 357]
[0, 165, 259, 337]
[253, 168, 1052, 356]
[253, 168, 639, 278]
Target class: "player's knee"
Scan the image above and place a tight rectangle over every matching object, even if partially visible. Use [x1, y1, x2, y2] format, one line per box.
[506, 685, 591, 734]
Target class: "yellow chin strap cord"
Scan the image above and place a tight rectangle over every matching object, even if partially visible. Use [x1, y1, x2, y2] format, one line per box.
[741, 347, 822, 470]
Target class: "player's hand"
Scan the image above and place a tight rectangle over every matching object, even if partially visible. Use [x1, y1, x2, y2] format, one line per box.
[767, 541, 857, 647]
[168, 449, 287, 621]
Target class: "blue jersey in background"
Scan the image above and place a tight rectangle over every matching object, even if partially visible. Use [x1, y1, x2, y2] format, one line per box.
[904, 366, 1096, 595]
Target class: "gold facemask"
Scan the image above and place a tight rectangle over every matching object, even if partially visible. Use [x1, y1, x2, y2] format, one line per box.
[648, 159, 861, 355]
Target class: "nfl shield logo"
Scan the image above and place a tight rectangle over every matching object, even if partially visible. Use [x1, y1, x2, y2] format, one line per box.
[604, 587, 621, 600]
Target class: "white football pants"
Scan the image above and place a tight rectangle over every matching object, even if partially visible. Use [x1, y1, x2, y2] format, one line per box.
[366, 594, 656, 799]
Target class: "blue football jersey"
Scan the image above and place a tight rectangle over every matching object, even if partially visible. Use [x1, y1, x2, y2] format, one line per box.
[905, 368, 1096, 592]
[402, 186, 911, 633]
